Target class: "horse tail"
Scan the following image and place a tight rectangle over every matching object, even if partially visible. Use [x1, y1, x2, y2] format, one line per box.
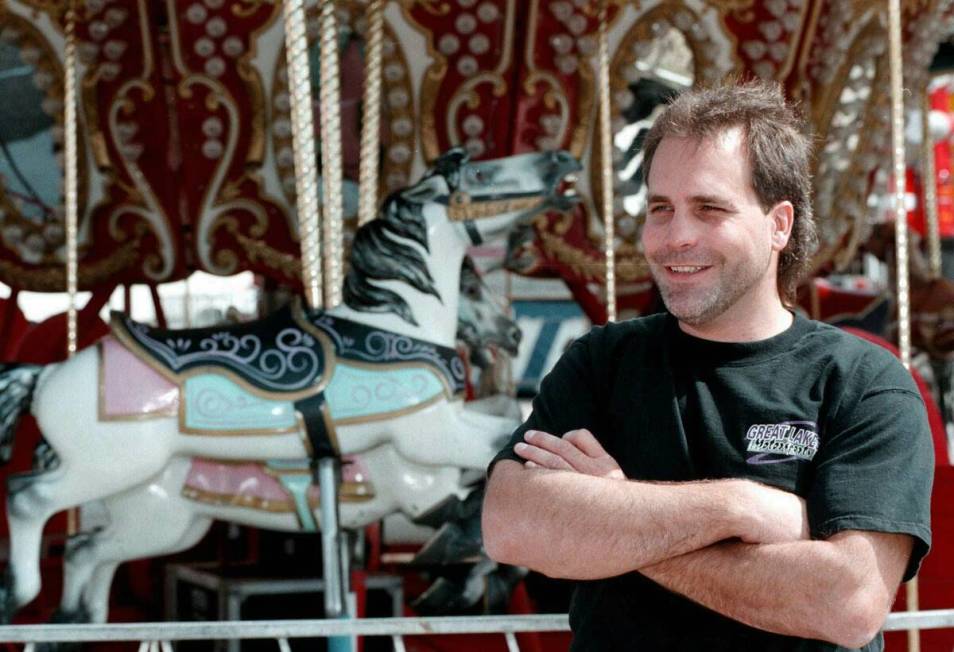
[0, 363, 43, 464]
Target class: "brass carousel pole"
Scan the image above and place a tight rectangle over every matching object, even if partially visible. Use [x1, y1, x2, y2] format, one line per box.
[63, 0, 80, 537]
[596, 0, 617, 322]
[317, 2, 351, 643]
[922, 91, 943, 279]
[357, 0, 384, 227]
[282, 0, 322, 310]
[887, 1, 919, 650]
[319, 0, 344, 307]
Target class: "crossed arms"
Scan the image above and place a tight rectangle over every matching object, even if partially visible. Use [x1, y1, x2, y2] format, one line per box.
[481, 429, 914, 649]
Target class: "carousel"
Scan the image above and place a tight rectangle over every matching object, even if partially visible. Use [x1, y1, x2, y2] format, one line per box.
[0, 0, 951, 650]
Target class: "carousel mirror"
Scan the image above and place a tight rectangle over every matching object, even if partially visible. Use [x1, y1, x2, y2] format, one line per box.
[0, 18, 70, 265]
[589, 15, 696, 283]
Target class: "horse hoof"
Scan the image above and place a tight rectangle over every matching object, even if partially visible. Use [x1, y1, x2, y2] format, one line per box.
[0, 568, 16, 624]
[411, 522, 483, 566]
[34, 607, 91, 652]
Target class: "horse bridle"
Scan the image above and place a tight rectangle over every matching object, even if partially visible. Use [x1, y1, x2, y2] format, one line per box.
[447, 191, 547, 246]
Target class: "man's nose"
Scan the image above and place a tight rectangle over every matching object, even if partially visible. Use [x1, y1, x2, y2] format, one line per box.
[664, 210, 699, 250]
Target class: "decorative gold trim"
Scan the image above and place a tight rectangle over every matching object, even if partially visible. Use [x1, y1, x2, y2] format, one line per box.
[181, 482, 375, 513]
[446, 194, 545, 221]
[445, 0, 516, 146]
[0, 238, 140, 292]
[398, 1, 448, 161]
[808, 19, 885, 273]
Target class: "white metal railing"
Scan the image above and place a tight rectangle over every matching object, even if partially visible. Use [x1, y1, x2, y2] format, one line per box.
[0, 611, 953, 646]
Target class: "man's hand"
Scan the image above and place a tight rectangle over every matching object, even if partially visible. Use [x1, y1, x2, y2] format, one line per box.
[514, 428, 625, 479]
[736, 481, 810, 544]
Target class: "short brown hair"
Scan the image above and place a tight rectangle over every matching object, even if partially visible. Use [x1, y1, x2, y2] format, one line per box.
[641, 80, 817, 305]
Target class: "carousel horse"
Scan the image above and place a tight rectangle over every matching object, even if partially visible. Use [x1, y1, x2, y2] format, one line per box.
[45, 252, 524, 627]
[0, 147, 581, 619]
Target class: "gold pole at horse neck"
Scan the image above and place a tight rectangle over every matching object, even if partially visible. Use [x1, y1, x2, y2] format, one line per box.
[887, 1, 919, 649]
[357, 0, 384, 227]
[319, 0, 345, 308]
[64, 2, 79, 359]
[63, 1, 80, 537]
[282, 0, 323, 310]
[922, 89, 943, 279]
[596, 0, 617, 322]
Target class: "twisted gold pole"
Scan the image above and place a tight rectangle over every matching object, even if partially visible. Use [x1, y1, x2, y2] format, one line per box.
[63, 0, 80, 538]
[64, 3, 79, 357]
[887, 1, 918, 649]
[597, 0, 616, 322]
[319, 0, 344, 308]
[283, 0, 323, 309]
[922, 91, 942, 279]
[357, 0, 384, 227]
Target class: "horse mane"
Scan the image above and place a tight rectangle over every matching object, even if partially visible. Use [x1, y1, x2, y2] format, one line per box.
[342, 190, 442, 326]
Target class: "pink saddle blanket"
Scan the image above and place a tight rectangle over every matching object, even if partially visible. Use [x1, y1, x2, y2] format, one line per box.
[182, 456, 374, 513]
[100, 336, 179, 419]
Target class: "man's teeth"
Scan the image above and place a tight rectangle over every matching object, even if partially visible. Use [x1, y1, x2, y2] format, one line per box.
[669, 266, 704, 273]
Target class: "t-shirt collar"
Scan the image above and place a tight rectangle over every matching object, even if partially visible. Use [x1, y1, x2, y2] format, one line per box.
[665, 310, 815, 367]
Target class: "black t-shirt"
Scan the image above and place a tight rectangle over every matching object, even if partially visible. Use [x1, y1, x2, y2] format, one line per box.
[490, 312, 934, 651]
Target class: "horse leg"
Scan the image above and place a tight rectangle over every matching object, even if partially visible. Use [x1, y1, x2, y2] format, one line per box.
[3, 468, 68, 616]
[64, 464, 213, 624]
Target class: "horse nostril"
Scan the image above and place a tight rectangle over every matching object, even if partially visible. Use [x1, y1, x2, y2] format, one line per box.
[508, 326, 522, 345]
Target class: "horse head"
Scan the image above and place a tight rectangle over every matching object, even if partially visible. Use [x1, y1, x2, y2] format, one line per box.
[402, 147, 582, 246]
[457, 256, 521, 370]
[341, 148, 578, 343]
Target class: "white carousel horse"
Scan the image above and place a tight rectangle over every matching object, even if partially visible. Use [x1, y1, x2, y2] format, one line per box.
[48, 252, 523, 626]
[0, 147, 581, 618]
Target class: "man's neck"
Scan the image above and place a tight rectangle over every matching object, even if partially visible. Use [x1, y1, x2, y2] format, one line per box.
[678, 301, 794, 343]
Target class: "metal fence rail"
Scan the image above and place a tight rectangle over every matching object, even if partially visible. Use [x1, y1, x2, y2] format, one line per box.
[0, 611, 952, 643]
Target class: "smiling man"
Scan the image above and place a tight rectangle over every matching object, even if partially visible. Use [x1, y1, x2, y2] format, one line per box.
[482, 81, 934, 651]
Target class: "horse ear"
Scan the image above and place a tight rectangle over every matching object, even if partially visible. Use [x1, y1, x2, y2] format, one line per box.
[429, 147, 470, 180]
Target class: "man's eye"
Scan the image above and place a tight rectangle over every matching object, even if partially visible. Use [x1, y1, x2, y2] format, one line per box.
[702, 205, 724, 212]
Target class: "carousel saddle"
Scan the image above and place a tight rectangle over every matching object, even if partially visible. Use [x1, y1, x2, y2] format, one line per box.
[111, 303, 328, 397]
[108, 299, 467, 458]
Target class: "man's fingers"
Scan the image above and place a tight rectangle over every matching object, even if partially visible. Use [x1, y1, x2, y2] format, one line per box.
[515, 442, 574, 471]
[525, 430, 589, 466]
[563, 428, 610, 457]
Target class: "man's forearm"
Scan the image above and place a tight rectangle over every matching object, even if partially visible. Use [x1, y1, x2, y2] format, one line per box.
[641, 533, 907, 648]
[483, 461, 754, 579]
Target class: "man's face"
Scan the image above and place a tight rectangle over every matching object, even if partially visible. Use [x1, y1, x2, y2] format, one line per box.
[642, 130, 791, 330]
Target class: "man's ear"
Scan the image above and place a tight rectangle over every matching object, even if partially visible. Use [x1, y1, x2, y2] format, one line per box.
[770, 201, 795, 252]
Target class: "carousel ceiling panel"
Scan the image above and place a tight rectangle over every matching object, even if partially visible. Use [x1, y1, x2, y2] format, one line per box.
[0, 0, 180, 291]
[1, 0, 950, 304]
[399, 0, 520, 161]
[0, 0, 429, 291]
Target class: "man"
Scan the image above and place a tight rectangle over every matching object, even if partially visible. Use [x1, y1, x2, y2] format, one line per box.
[482, 81, 934, 651]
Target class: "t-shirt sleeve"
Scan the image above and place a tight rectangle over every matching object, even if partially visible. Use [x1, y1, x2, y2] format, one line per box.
[487, 330, 604, 477]
[807, 354, 934, 581]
